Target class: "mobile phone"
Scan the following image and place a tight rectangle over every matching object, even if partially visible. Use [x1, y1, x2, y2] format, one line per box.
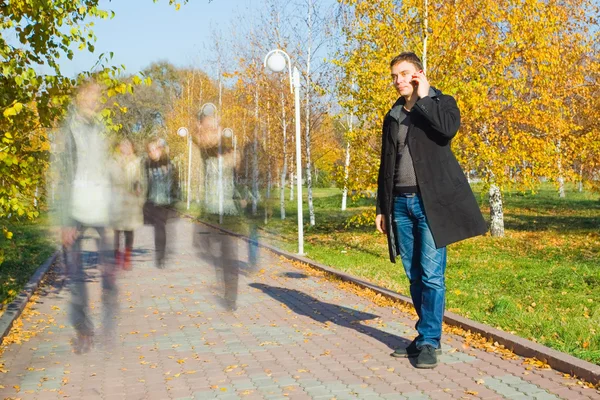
[411, 71, 423, 86]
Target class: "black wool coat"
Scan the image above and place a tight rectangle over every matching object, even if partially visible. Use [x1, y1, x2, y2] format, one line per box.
[376, 88, 487, 263]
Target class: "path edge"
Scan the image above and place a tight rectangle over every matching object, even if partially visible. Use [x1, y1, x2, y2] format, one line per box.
[0, 250, 59, 345]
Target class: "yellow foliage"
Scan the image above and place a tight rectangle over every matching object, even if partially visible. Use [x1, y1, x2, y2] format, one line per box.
[334, 0, 599, 195]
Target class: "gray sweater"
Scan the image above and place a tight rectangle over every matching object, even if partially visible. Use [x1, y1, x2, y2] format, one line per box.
[391, 106, 418, 191]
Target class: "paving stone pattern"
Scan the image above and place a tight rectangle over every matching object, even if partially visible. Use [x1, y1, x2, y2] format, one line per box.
[1, 218, 598, 400]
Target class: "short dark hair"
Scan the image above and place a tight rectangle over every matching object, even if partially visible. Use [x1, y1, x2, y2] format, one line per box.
[390, 52, 423, 71]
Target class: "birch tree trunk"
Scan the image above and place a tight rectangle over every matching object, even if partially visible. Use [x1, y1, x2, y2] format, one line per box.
[265, 105, 272, 224]
[422, 0, 428, 74]
[489, 184, 504, 237]
[342, 81, 354, 211]
[290, 171, 294, 201]
[557, 139, 565, 198]
[280, 92, 288, 220]
[304, 0, 316, 226]
[341, 142, 351, 211]
[558, 175, 565, 198]
[244, 124, 249, 199]
[341, 111, 353, 211]
[33, 185, 38, 209]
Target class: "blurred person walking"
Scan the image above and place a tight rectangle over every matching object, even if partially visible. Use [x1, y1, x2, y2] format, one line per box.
[193, 110, 241, 311]
[143, 138, 179, 269]
[109, 138, 145, 271]
[49, 79, 118, 353]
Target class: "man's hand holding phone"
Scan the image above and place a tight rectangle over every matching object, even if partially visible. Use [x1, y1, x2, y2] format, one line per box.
[411, 70, 431, 99]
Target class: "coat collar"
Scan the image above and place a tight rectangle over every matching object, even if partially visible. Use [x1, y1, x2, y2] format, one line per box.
[387, 87, 441, 121]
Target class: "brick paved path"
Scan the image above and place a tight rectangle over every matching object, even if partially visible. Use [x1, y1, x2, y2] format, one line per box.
[1, 217, 598, 400]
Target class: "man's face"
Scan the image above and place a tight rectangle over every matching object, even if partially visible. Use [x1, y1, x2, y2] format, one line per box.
[76, 83, 102, 117]
[391, 61, 419, 97]
[148, 143, 162, 161]
[200, 116, 218, 132]
[196, 116, 220, 147]
[119, 140, 133, 156]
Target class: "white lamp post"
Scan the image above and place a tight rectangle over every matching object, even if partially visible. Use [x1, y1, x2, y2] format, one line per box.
[177, 126, 191, 210]
[264, 49, 304, 255]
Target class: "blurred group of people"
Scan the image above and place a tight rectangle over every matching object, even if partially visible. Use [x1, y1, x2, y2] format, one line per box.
[49, 79, 260, 353]
[49, 80, 181, 353]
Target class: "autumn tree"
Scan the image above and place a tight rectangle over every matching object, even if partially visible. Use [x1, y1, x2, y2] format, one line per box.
[289, 0, 338, 226]
[0, 0, 187, 244]
[334, 0, 599, 236]
[109, 61, 180, 138]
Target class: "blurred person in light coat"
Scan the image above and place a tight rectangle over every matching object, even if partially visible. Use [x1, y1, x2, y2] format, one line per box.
[108, 138, 145, 271]
[49, 78, 118, 354]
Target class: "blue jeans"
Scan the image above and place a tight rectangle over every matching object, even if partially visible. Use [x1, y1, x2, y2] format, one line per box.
[392, 194, 447, 349]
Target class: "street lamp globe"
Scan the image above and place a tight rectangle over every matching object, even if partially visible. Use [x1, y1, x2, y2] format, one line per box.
[222, 128, 233, 138]
[177, 127, 188, 137]
[266, 52, 286, 73]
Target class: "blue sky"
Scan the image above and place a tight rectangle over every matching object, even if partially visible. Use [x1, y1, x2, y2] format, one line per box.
[57, 0, 257, 78]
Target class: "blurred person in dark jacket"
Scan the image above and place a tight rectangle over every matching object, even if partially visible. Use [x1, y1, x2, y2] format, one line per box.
[143, 137, 179, 269]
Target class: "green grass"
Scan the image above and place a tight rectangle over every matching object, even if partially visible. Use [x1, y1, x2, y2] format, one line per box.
[183, 183, 600, 365]
[0, 215, 56, 311]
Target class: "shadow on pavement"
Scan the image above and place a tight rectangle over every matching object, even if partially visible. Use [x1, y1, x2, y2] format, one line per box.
[249, 283, 411, 351]
[280, 272, 309, 279]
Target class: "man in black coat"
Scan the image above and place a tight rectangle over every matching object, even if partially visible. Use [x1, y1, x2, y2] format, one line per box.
[375, 52, 487, 368]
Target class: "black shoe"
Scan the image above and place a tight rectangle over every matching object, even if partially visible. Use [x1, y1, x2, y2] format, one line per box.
[415, 344, 438, 369]
[391, 339, 420, 358]
[391, 340, 442, 358]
